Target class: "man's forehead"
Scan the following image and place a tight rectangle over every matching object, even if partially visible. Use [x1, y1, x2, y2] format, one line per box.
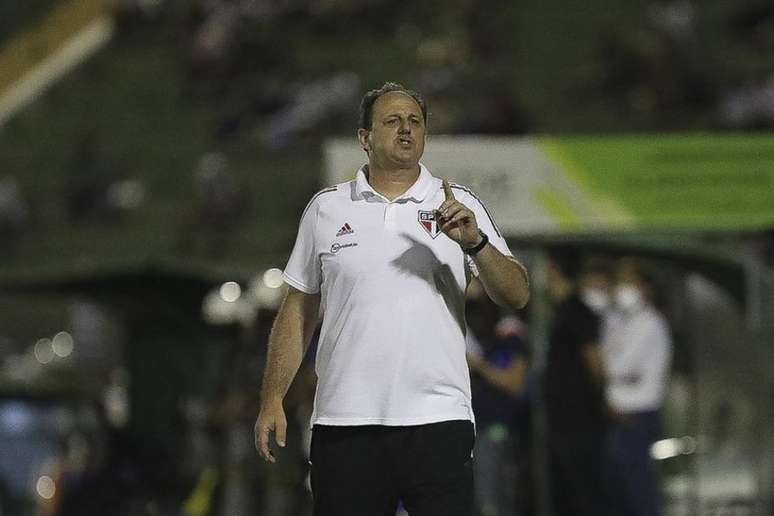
[373, 91, 422, 115]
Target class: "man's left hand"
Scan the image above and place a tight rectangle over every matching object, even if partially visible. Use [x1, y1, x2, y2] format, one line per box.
[436, 179, 482, 249]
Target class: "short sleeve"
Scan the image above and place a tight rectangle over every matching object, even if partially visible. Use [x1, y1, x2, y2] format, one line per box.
[283, 200, 321, 294]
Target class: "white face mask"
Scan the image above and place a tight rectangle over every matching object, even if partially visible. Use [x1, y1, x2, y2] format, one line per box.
[581, 287, 610, 314]
[614, 284, 643, 312]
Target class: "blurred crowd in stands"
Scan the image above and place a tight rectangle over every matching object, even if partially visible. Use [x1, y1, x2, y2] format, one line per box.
[176, 0, 534, 140]
[120, 0, 774, 136]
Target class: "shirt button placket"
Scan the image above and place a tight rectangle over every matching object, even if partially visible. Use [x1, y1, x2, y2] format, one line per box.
[384, 202, 398, 232]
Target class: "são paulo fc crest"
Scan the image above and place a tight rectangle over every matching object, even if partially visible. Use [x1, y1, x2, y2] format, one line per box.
[418, 210, 441, 238]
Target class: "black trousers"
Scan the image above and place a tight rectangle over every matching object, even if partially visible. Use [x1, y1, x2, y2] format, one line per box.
[549, 430, 608, 516]
[310, 420, 475, 516]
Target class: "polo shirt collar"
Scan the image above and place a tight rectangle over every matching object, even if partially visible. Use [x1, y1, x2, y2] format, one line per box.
[354, 163, 435, 203]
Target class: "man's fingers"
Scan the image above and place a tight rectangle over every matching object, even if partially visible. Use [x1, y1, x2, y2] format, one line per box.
[436, 199, 454, 214]
[440, 218, 466, 233]
[274, 418, 287, 448]
[444, 211, 471, 226]
[442, 179, 455, 201]
[256, 419, 277, 462]
[254, 419, 266, 450]
[257, 424, 271, 459]
[439, 203, 465, 221]
[435, 201, 465, 227]
[255, 407, 288, 463]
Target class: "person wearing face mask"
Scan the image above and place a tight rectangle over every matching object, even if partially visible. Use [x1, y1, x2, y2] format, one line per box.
[602, 258, 672, 516]
[580, 257, 614, 316]
[544, 250, 611, 516]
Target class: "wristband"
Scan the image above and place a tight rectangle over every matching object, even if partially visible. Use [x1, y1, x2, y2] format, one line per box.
[464, 229, 488, 256]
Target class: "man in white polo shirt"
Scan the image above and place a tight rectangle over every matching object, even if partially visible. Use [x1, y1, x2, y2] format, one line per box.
[254, 82, 530, 516]
[603, 258, 672, 516]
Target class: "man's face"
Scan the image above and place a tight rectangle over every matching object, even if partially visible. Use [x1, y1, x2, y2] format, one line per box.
[359, 91, 426, 168]
[615, 261, 642, 290]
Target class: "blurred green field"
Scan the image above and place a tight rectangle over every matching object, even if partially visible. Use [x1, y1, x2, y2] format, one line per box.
[542, 133, 774, 231]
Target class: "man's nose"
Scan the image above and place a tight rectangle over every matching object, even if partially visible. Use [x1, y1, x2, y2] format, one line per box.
[398, 120, 410, 133]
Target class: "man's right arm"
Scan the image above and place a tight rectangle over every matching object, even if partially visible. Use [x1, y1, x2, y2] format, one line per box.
[255, 286, 320, 463]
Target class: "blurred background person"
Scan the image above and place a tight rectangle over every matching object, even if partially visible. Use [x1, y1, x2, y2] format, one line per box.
[543, 249, 610, 516]
[603, 257, 673, 516]
[466, 280, 531, 516]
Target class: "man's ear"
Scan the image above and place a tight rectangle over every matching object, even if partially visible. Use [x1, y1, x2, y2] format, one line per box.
[357, 128, 370, 152]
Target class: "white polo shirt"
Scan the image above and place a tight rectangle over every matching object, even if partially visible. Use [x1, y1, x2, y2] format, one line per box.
[283, 163, 512, 427]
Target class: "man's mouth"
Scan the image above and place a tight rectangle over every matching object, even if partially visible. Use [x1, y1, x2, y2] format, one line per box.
[398, 137, 413, 146]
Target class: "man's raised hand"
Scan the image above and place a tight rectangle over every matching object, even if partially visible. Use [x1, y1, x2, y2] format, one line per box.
[436, 179, 481, 249]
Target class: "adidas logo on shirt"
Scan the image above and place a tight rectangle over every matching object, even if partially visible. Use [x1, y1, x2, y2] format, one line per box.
[336, 223, 354, 237]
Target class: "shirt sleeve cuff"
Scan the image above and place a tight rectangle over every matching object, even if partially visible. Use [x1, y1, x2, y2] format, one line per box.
[282, 271, 319, 294]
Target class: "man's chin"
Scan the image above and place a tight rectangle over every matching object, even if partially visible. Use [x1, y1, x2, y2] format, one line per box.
[390, 153, 421, 167]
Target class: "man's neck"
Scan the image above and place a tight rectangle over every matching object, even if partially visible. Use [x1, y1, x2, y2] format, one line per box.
[364, 163, 420, 200]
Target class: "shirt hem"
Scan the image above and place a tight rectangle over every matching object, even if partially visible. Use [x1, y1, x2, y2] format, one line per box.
[311, 413, 474, 428]
[608, 400, 664, 413]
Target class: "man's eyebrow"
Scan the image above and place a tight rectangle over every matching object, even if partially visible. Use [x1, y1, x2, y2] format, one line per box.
[382, 112, 421, 119]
